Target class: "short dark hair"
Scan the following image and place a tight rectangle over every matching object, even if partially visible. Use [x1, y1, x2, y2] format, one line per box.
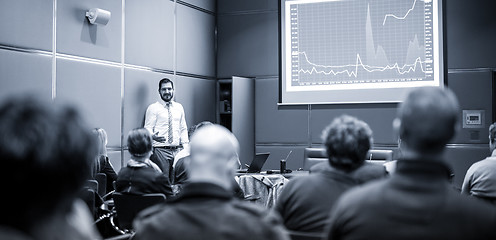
[398, 87, 459, 154]
[188, 121, 213, 138]
[0, 96, 97, 231]
[490, 123, 496, 144]
[127, 128, 153, 157]
[321, 115, 373, 172]
[159, 78, 174, 89]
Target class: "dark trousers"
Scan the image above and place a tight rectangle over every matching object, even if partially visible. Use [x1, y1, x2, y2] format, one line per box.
[150, 147, 177, 183]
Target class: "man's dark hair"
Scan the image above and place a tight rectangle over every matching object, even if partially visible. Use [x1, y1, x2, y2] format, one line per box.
[0, 96, 97, 231]
[159, 78, 174, 89]
[188, 121, 213, 138]
[128, 128, 153, 157]
[321, 115, 373, 172]
[490, 123, 496, 144]
[398, 87, 459, 154]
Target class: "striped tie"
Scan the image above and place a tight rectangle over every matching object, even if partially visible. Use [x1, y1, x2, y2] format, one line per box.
[166, 103, 173, 144]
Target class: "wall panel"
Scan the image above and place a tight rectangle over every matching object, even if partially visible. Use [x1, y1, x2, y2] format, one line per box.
[177, 5, 215, 77]
[448, 71, 493, 144]
[56, 58, 122, 148]
[255, 78, 308, 144]
[125, 0, 174, 70]
[217, 12, 278, 78]
[175, 76, 217, 126]
[0, 0, 53, 50]
[218, 0, 277, 13]
[446, 0, 496, 69]
[182, 0, 216, 12]
[57, 0, 122, 61]
[0, 49, 52, 102]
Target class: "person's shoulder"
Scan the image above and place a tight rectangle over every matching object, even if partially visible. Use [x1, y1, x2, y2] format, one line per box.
[146, 101, 161, 110]
[230, 199, 271, 216]
[336, 178, 387, 208]
[149, 101, 161, 107]
[171, 101, 183, 107]
[292, 173, 328, 185]
[470, 158, 496, 172]
[231, 199, 285, 224]
[361, 161, 387, 172]
[133, 203, 174, 229]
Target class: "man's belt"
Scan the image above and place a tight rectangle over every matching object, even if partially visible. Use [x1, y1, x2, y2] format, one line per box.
[155, 145, 181, 150]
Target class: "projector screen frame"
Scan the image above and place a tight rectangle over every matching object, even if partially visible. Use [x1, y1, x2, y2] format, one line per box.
[278, 0, 447, 105]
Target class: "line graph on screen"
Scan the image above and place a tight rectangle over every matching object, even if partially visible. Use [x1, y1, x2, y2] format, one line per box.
[287, 0, 435, 87]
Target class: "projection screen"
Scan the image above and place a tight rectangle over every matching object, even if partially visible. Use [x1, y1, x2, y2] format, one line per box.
[280, 0, 445, 104]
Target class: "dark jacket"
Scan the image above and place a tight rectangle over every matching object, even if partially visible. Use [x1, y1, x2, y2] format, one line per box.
[310, 161, 387, 183]
[133, 182, 290, 240]
[94, 155, 118, 193]
[115, 160, 172, 198]
[327, 159, 496, 240]
[275, 169, 358, 233]
[173, 156, 189, 185]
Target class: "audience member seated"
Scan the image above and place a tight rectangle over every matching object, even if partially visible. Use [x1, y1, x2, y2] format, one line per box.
[462, 122, 496, 204]
[173, 121, 213, 188]
[310, 160, 387, 184]
[115, 128, 173, 198]
[326, 87, 496, 240]
[133, 125, 289, 240]
[173, 121, 244, 198]
[275, 115, 373, 233]
[0, 96, 100, 240]
[92, 127, 118, 194]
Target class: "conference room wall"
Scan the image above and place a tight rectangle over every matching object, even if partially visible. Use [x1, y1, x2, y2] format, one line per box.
[0, 0, 216, 169]
[217, 0, 496, 180]
[123, 69, 216, 146]
[0, 49, 52, 103]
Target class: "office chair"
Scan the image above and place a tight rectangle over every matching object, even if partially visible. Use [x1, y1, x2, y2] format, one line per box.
[303, 147, 394, 170]
[81, 188, 97, 218]
[86, 179, 99, 193]
[95, 173, 107, 197]
[303, 148, 328, 170]
[111, 192, 166, 233]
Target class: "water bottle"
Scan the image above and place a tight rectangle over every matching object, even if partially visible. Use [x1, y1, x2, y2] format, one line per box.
[280, 159, 286, 174]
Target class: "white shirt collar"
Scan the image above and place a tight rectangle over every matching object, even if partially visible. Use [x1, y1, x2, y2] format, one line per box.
[159, 99, 174, 107]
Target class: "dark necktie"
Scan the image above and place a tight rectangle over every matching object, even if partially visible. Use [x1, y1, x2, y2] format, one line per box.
[166, 103, 173, 144]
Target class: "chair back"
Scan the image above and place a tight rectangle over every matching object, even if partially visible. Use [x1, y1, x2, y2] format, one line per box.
[112, 192, 166, 231]
[303, 148, 327, 170]
[303, 148, 394, 170]
[365, 149, 393, 164]
[86, 180, 99, 192]
[95, 173, 107, 196]
[81, 188, 96, 218]
[288, 231, 324, 240]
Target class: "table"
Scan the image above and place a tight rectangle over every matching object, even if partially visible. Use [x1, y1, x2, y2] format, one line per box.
[235, 171, 309, 208]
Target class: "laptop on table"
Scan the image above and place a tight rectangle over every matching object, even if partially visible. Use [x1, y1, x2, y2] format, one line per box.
[237, 153, 270, 174]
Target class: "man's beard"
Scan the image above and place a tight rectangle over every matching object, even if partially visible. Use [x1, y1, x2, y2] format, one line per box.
[161, 94, 173, 102]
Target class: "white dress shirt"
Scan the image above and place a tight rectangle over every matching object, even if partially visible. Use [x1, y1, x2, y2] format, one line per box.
[144, 100, 189, 147]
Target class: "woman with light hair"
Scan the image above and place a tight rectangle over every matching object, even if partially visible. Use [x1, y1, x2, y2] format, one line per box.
[92, 128, 118, 194]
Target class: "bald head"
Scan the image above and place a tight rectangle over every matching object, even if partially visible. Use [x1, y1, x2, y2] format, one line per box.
[188, 125, 240, 187]
[397, 87, 459, 155]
